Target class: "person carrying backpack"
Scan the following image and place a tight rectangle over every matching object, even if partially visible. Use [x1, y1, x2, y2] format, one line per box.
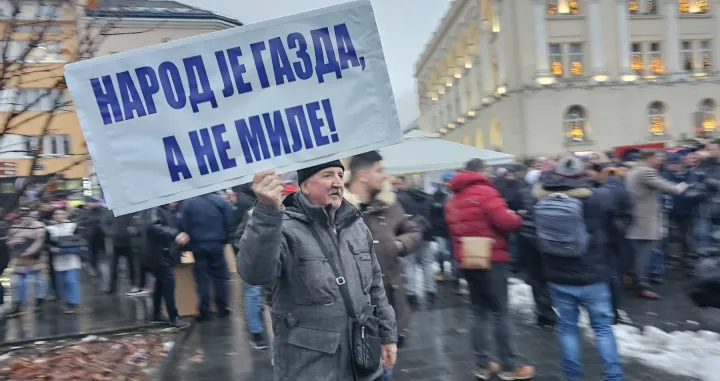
[532, 157, 622, 381]
[395, 179, 437, 305]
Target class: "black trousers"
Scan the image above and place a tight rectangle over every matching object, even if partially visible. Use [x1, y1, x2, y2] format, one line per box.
[518, 234, 555, 322]
[47, 249, 60, 298]
[109, 245, 135, 293]
[87, 234, 104, 270]
[192, 246, 229, 314]
[151, 266, 178, 320]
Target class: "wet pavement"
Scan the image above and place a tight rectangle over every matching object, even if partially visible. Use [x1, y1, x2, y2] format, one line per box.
[166, 279, 713, 381]
[0, 263, 154, 345]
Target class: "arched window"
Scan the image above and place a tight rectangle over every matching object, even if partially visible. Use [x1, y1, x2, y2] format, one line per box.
[698, 98, 716, 137]
[563, 105, 587, 143]
[547, 0, 580, 15]
[647, 101, 666, 136]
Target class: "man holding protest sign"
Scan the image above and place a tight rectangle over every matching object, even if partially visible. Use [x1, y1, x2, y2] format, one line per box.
[237, 161, 397, 381]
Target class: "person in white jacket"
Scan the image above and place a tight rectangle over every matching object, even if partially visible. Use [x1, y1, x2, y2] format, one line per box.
[46, 208, 84, 314]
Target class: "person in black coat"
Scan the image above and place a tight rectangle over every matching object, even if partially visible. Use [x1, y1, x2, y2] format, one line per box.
[517, 169, 555, 328]
[142, 203, 190, 328]
[0, 220, 9, 308]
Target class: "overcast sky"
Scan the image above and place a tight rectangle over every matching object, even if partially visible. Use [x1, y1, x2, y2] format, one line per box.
[178, 0, 451, 127]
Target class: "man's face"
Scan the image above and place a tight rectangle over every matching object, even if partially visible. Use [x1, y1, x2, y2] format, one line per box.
[668, 163, 684, 173]
[302, 167, 345, 209]
[707, 144, 720, 159]
[359, 162, 388, 193]
[648, 153, 665, 169]
[53, 209, 68, 222]
[392, 178, 406, 191]
[503, 172, 516, 181]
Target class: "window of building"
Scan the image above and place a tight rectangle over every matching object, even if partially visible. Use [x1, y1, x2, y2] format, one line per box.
[648, 101, 667, 136]
[682, 40, 694, 71]
[631, 42, 664, 77]
[0, 88, 66, 112]
[631, 43, 644, 75]
[698, 98, 716, 137]
[43, 135, 69, 156]
[37, 3, 59, 19]
[630, 0, 658, 14]
[700, 40, 712, 73]
[678, 0, 709, 14]
[649, 42, 664, 75]
[628, 0, 640, 14]
[648, 0, 658, 13]
[549, 43, 564, 77]
[547, 0, 580, 15]
[26, 40, 65, 63]
[564, 105, 587, 143]
[17, 2, 35, 19]
[569, 43, 583, 76]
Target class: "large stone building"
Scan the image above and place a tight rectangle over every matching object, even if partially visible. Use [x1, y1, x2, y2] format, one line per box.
[415, 0, 720, 157]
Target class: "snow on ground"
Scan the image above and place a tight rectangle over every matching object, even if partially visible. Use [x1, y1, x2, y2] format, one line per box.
[507, 278, 720, 381]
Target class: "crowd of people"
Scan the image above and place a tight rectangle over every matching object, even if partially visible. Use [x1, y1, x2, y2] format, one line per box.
[2, 140, 719, 381]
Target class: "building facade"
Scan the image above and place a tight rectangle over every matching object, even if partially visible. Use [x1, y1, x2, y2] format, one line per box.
[0, 1, 80, 193]
[415, 0, 720, 157]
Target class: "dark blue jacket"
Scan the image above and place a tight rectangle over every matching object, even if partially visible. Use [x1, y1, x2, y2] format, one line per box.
[533, 172, 614, 286]
[180, 194, 233, 253]
[662, 170, 698, 217]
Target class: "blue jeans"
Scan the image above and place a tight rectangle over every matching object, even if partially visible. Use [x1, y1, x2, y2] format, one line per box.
[695, 216, 712, 254]
[650, 246, 664, 276]
[434, 237, 456, 277]
[244, 283, 264, 334]
[55, 269, 80, 305]
[381, 369, 391, 380]
[403, 241, 437, 295]
[12, 271, 47, 305]
[548, 283, 623, 381]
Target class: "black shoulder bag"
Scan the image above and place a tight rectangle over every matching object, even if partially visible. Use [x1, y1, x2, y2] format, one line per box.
[308, 228, 382, 379]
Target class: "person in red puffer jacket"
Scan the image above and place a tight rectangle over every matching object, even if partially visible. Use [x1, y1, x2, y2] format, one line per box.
[445, 158, 533, 381]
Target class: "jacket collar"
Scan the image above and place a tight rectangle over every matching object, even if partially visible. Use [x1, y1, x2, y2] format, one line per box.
[532, 183, 593, 200]
[283, 192, 361, 229]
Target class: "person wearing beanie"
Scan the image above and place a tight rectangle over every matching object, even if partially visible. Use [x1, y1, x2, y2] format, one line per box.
[532, 157, 626, 380]
[237, 157, 399, 381]
[343, 151, 422, 354]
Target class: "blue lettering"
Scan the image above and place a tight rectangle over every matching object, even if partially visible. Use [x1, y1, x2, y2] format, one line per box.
[215, 50, 235, 98]
[210, 124, 237, 170]
[310, 27, 342, 84]
[268, 37, 296, 85]
[135, 66, 160, 115]
[116, 71, 147, 120]
[158, 62, 187, 109]
[189, 128, 220, 175]
[250, 42, 270, 89]
[227, 47, 253, 95]
[321, 98, 339, 143]
[234, 116, 270, 164]
[334, 24, 365, 70]
[262, 111, 292, 157]
[306, 101, 330, 147]
[163, 135, 192, 182]
[183, 56, 218, 113]
[90, 76, 123, 125]
[284, 105, 314, 150]
[287, 33, 313, 80]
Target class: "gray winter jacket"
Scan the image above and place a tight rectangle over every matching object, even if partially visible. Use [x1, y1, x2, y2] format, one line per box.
[237, 192, 396, 381]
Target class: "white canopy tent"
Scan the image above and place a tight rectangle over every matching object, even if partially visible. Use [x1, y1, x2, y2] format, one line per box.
[379, 130, 515, 175]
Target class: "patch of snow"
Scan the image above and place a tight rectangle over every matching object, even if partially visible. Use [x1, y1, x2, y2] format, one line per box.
[81, 335, 98, 342]
[163, 341, 175, 352]
[33, 341, 46, 345]
[0, 353, 10, 362]
[507, 278, 720, 381]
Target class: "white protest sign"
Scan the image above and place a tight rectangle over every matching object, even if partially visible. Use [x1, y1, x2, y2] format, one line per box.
[65, 0, 401, 215]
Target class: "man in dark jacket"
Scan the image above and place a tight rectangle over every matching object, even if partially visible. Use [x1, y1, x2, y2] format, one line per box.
[533, 157, 622, 381]
[395, 179, 437, 305]
[445, 159, 532, 380]
[143, 203, 189, 328]
[79, 198, 106, 276]
[179, 193, 233, 320]
[430, 172, 454, 281]
[104, 212, 137, 294]
[664, 155, 699, 275]
[345, 151, 422, 348]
